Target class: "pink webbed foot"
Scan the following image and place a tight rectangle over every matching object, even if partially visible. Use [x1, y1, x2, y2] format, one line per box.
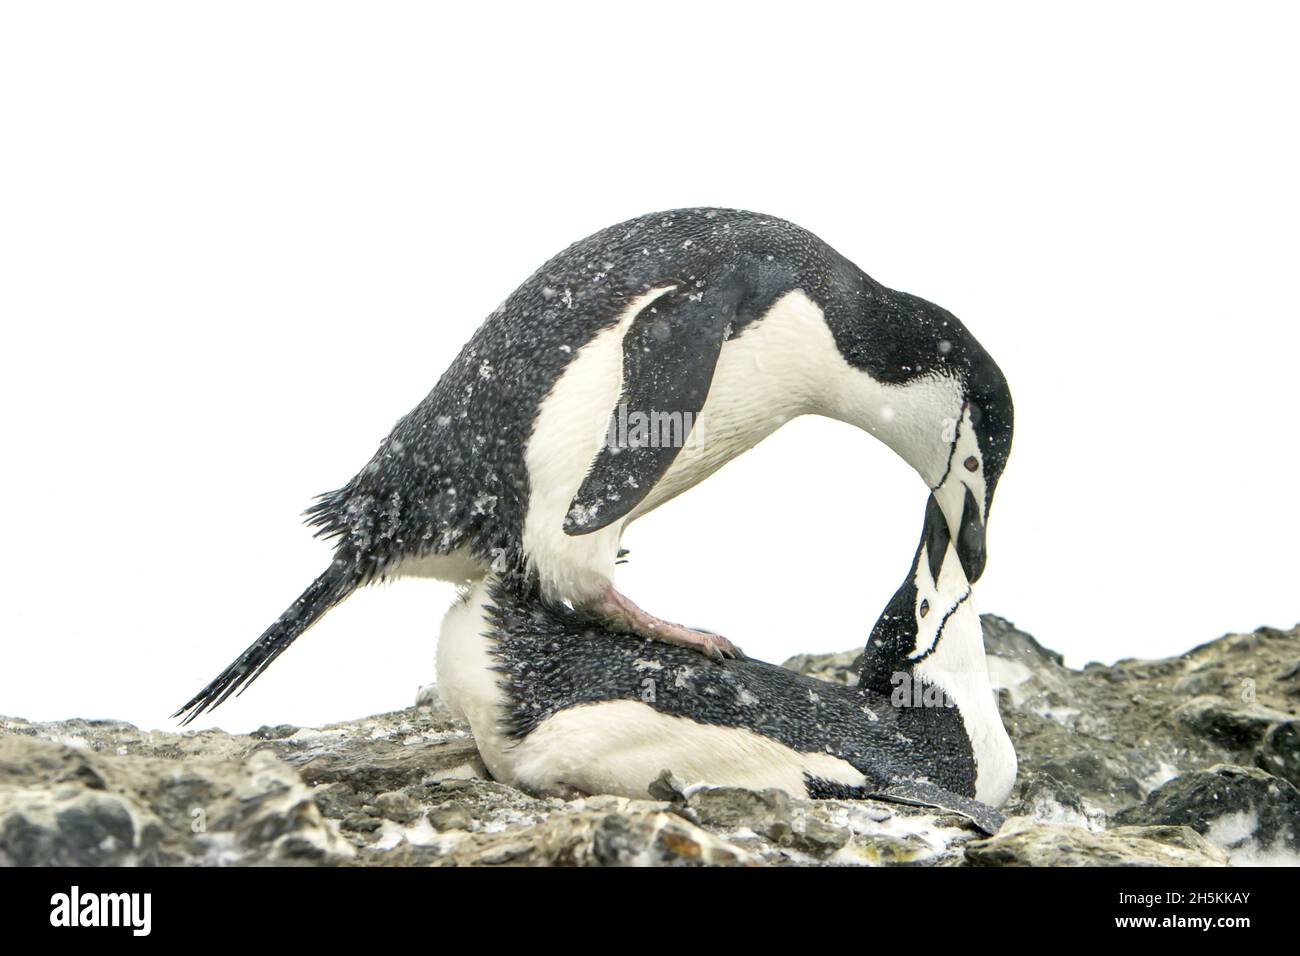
[593, 586, 744, 661]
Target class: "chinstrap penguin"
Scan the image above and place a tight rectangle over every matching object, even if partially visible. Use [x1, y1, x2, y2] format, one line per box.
[436, 467, 1017, 834]
[176, 207, 1012, 723]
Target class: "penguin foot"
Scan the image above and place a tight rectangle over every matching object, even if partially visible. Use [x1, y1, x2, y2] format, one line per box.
[596, 586, 744, 661]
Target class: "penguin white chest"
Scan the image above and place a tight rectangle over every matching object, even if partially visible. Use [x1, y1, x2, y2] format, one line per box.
[521, 287, 842, 603]
[521, 287, 673, 603]
[628, 289, 841, 517]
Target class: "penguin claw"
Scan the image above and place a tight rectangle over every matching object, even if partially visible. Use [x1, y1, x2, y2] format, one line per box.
[646, 624, 743, 662]
[692, 631, 745, 661]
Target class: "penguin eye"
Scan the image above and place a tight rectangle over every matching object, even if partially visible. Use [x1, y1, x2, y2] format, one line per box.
[919, 599, 930, 618]
[964, 456, 979, 472]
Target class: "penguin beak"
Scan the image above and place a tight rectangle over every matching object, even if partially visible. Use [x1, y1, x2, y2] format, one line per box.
[929, 485, 986, 585]
[955, 485, 986, 583]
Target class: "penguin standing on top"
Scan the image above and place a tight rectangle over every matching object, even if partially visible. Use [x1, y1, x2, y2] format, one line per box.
[176, 207, 1012, 723]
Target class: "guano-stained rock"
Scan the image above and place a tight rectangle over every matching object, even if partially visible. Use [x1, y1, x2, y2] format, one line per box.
[2, 617, 1297, 866]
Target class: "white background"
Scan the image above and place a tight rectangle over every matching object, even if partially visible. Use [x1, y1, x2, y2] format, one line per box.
[3, 3, 1297, 733]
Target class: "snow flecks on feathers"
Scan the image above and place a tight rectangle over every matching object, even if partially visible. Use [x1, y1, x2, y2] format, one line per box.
[298, 206, 990, 596]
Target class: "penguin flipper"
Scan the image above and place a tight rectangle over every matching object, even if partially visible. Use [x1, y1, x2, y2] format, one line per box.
[563, 281, 744, 535]
[807, 776, 1006, 835]
[864, 779, 1006, 835]
[172, 558, 357, 725]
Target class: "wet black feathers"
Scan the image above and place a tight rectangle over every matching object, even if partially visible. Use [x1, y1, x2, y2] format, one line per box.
[174, 207, 1007, 720]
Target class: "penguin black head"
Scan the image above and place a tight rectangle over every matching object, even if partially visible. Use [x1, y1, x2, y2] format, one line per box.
[945, 337, 1013, 583]
[825, 285, 1013, 584]
[839, 282, 1014, 698]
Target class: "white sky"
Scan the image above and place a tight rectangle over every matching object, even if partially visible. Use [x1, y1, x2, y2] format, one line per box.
[3, 3, 1297, 733]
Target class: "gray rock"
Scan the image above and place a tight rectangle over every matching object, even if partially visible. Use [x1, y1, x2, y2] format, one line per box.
[981, 614, 1066, 668]
[426, 804, 473, 831]
[0, 733, 352, 866]
[964, 817, 1229, 867]
[782, 649, 861, 685]
[1255, 721, 1300, 788]
[0, 788, 159, 867]
[978, 616, 1300, 814]
[3, 618, 1298, 866]
[372, 791, 422, 824]
[1002, 770, 1099, 828]
[250, 724, 300, 740]
[683, 786, 851, 856]
[1113, 764, 1300, 863]
[1174, 697, 1291, 750]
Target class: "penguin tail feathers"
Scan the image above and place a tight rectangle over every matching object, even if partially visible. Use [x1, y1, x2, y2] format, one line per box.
[303, 489, 348, 542]
[172, 558, 358, 726]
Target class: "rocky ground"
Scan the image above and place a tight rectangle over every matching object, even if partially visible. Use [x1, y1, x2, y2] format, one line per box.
[2, 617, 1298, 867]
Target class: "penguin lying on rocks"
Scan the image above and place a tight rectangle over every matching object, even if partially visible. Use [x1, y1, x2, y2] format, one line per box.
[177, 207, 1011, 724]
[435, 486, 1016, 835]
